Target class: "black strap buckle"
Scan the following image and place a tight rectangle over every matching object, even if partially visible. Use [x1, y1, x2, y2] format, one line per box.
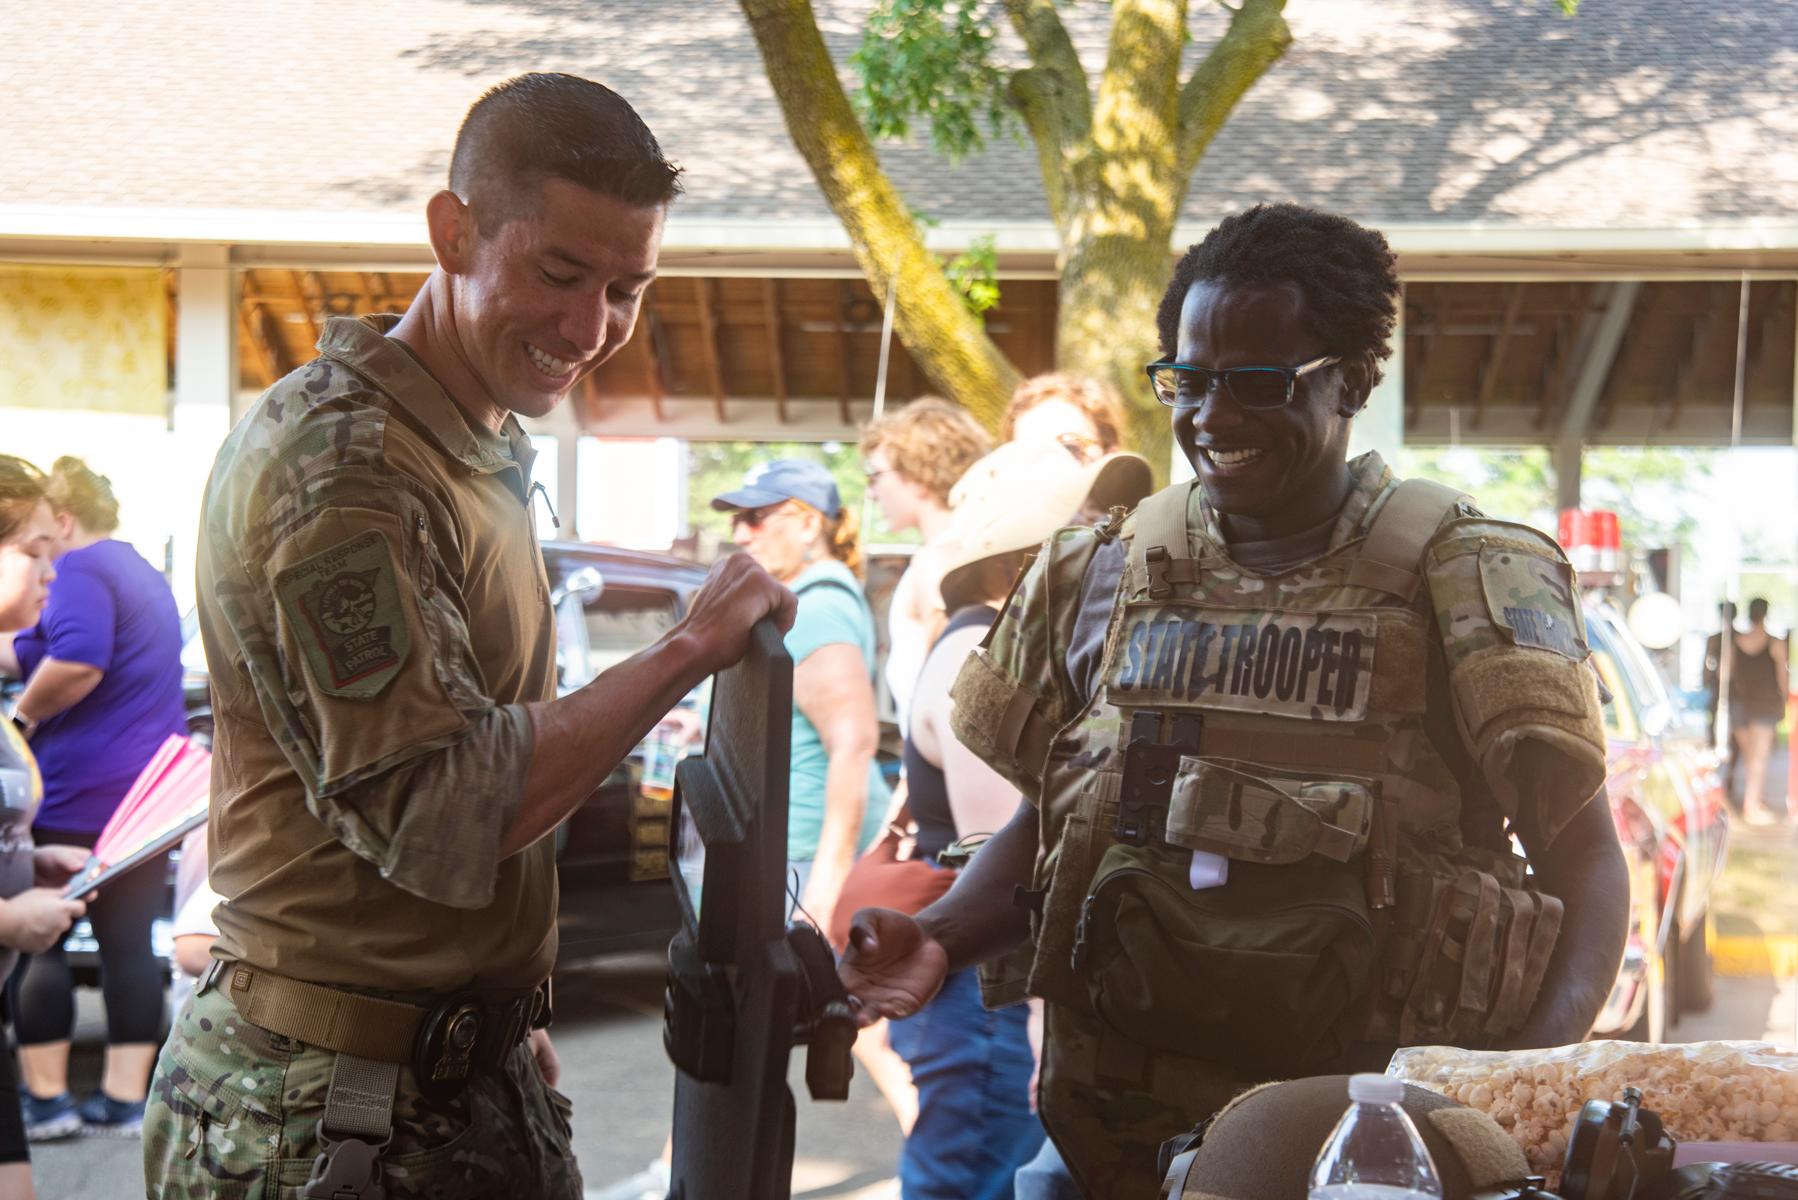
[303, 1122, 389, 1200]
[1144, 546, 1173, 598]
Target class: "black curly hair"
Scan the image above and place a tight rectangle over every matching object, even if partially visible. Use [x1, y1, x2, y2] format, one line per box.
[1156, 203, 1401, 386]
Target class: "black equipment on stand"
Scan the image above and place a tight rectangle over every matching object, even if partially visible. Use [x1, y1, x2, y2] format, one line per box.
[663, 619, 857, 1200]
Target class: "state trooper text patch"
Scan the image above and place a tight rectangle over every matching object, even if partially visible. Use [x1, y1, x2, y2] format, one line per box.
[275, 528, 411, 698]
[1104, 604, 1377, 721]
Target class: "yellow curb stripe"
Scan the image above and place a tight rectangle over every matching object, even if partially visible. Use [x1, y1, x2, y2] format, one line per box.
[1713, 934, 1798, 979]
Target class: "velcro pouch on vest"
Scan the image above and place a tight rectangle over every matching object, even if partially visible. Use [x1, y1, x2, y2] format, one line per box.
[1070, 840, 1375, 1076]
[1026, 776, 1117, 1012]
[976, 943, 1034, 1011]
[1164, 759, 1373, 865]
[949, 648, 1054, 796]
[1382, 854, 1563, 1046]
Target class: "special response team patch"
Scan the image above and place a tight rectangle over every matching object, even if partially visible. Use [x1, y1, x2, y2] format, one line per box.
[1105, 604, 1377, 722]
[274, 529, 411, 698]
[1477, 542, 1586, 661]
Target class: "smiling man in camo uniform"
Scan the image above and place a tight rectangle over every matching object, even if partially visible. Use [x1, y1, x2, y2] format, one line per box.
[840, 204, 1632, 1200]
[143, 74, 793, 1199]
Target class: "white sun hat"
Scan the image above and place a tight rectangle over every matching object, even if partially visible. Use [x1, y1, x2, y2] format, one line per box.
[938, 438, 1153, 588]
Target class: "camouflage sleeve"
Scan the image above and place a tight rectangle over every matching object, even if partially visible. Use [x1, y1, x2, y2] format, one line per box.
[1425, 517, 1608, 847]
[948, 527, 1093, 803]
[222, 470, 530, 910]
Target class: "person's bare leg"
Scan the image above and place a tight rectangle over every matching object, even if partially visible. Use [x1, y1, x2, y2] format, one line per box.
[852, 1020, 918, 1135]
[0, 1161, 37, 1200]
[1742, 724, 1777, 821]
[101, 1044, 157, 1103]
[15, 1043, 68, 1099]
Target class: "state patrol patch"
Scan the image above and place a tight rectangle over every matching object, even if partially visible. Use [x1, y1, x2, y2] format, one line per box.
[1104, 603, 1378, 722]
[1477, 542, 1587, 661]
[275, 528, 411, 698]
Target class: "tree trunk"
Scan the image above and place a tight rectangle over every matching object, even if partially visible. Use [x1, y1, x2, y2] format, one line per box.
[1057, 231, 1180, 476]
[1051, 0, 1294, 479]
[740, 0, 1020, 428]
[1055, 0, 1189, 477]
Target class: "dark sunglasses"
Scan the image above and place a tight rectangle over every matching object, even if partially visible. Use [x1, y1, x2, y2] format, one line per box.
[729, 503, 790, 531]
[1144, 354, 1341, 410]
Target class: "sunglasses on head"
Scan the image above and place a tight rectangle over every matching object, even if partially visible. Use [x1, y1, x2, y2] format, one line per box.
[1144, 354, 1341, 410]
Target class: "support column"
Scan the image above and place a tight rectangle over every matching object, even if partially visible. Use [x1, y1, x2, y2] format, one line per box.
[170, 244, 239, 611]
[1349, 289, 1405, 465]
[1553, 438, 1583, 511]
[557, 428, 580, 541]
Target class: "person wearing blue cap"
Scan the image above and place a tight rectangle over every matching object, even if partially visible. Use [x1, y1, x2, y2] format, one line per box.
[713, 459, 890, 928]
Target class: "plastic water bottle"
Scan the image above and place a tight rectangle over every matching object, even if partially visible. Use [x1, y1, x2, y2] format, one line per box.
[1307, 1073, 1444, 1200]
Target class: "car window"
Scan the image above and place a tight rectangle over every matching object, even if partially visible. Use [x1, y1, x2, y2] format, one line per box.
[1604, 619, 1675, 737]
[582, 586, 679, 677]
[1586, 614, 1639, 741]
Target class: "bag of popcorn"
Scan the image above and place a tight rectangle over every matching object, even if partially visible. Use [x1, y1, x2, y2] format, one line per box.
[1388, 1040, 1798, 1181]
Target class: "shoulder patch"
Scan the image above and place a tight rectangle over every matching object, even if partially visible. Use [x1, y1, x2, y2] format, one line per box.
[1477, 541, 1586, 660]
[275, 528, 411, 698]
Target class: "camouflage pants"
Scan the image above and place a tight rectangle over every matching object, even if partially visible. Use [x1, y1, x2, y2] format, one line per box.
[143, 986, 582, 1199]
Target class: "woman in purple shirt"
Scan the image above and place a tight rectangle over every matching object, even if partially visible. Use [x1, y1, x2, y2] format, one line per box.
[6, 458, 185, 1140]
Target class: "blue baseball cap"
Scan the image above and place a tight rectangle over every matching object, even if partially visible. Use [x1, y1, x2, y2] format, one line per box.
[710, 458, 842, 518]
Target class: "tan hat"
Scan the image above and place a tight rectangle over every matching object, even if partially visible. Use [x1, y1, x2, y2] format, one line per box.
[938, 439, 1153, 585]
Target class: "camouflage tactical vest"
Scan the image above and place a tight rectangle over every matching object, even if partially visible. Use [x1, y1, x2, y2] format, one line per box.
[952, 465, 1606, 1199]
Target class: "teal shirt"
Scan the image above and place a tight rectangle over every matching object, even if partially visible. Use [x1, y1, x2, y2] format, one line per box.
[785, 559, 890, 862]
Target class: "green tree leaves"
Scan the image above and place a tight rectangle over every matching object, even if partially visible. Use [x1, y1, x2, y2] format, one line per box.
[852, 0, 1013, 160]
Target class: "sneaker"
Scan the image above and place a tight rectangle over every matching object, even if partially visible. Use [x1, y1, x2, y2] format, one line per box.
[590, 1159, 671, 1200]
[77, 1092, 146, 1138]
[20, 1091, 82, 1142]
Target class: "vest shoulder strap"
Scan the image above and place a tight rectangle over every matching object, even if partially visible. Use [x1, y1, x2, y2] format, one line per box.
[1345, 477, 1466, 602]
[1126, 482, 1195, 599]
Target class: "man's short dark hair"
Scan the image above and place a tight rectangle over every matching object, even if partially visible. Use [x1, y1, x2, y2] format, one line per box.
[449, 73, 683, 233]
[1156, 203, 1401, 386]
[1749, 597, 1770, 623]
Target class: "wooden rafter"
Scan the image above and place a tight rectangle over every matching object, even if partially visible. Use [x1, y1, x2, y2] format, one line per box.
[1403, 295, 1434, 431]
[642, 293, 669, 424]
[238, 303, 275, 383]
[1664, 282, 1720, 429]
[1471, 283, 1526, 429]
[288, 270, 321, 345]
[835, 281, 855, 427]
[694, 277, 727, 424]
[1532, 313, 1568, 432]
[762, 278, 789, 425]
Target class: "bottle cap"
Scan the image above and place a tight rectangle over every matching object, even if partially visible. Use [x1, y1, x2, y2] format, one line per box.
[1348, 1073, 1404, 1105]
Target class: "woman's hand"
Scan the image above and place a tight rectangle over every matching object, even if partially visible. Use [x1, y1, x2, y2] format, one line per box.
[33, 844, 89, 887]
[839, 908, 949, 1026]
[0, 888, 85, 954]
[529, 1028, 562, 1087]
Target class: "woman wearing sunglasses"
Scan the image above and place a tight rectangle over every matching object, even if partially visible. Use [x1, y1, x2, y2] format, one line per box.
[712, 460, 889, 932]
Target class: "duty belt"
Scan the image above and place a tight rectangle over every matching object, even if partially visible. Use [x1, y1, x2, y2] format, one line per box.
[198, 959, 551, 1095]
[199, 960, 552, 1200]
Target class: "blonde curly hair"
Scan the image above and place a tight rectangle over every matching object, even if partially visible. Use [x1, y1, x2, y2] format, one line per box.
[860, 397, 992, 507]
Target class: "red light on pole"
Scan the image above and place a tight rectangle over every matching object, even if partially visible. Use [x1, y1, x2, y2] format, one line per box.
[1558, 508, 1624, 586]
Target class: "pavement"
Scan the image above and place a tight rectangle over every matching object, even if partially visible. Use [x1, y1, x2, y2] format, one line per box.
[31, 949, 905, 1200]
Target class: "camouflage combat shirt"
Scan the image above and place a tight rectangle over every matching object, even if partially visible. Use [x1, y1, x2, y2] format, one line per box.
[197, 315, 557, 993]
